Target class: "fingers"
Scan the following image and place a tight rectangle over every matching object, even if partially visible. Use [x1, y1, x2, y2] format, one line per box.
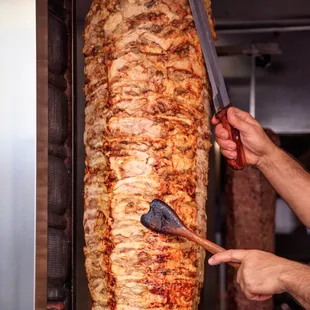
[214, 117, 237, 159]
[208, 250, 249, 265]
[211, 115, 220, 125]
[250, 295, 273, 301]
[227, 107, 263, 139]
[214, 107, 259, 137]
[221, 149, 237, 160]
[215, 123, 229, 140]
[227, 108, 254, 134]
[214, 124, 237, 159]
[216, 138, 236, 152]
[243, 291, 272, 301]
[237, 267, 272, 301]
[228, 107, 258, 126]
[244, 292, 257, 300]
[244, 292, 272, 301]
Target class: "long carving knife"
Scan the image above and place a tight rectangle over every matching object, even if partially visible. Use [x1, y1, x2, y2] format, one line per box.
[188, 0, 246, 170]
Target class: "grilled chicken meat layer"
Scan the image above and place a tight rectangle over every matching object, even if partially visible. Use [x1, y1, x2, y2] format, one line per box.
[83, 0, 214, 308]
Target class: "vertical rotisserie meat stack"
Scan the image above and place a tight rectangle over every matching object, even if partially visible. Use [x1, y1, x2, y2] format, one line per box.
[83, 0, 215, 309]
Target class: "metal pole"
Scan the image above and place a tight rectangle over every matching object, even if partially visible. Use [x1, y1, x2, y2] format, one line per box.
[215, 19, 310, 34]
[217, 25, 310, 34]
[249, 46, 256, 118]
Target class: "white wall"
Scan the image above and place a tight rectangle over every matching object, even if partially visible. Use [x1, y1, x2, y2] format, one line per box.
[0, 1, 36, 309]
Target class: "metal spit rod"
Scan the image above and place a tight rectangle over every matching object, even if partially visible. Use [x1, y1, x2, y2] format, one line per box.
[249, 45, 257, 118]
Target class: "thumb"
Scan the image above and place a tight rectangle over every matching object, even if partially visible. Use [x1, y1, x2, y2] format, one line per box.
[208, 249, 249, 265]
[227, 108, 253, 134]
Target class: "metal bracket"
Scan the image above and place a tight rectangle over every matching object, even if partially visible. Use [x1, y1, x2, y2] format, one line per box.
[216, 42, 282, 57]
[216, 42, 282, 118]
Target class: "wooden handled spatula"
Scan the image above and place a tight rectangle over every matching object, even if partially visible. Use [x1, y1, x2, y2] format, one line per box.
[141, 199, 240, 269]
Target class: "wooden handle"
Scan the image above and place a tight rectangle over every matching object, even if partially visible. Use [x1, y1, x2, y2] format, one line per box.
[216, 103, 246, 170]
[182, 229, 240, 269]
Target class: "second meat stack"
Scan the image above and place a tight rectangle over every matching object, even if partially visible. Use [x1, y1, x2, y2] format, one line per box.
[226, 129, 280, 310]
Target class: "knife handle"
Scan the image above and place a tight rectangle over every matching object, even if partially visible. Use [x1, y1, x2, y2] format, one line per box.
[216, 104, 246, 170]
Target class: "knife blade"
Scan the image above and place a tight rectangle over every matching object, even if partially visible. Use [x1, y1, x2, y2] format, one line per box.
[188, 0, 246, 170]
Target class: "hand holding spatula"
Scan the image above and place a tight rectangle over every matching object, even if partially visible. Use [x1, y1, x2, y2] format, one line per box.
[141, 199, 240, 269]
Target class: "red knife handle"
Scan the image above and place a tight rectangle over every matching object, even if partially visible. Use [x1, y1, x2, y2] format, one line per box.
[216, 104, 246, 170]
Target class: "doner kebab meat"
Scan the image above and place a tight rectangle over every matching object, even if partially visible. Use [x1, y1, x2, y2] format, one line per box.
[83, 0, 215, 308]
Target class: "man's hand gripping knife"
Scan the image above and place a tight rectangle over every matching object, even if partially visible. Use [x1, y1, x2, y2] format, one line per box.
[211, 107, 310, 308]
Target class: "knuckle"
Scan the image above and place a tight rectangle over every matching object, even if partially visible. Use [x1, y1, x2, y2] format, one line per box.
[222, 150, 231, 158]
[228, 250, 235, 260]
[245, 278, 252, 288]
[246, 292, 255, 300]
[245, 113, 252, 121]
[244, 279, 254, 292]
[247, 284, 255, 295]
[215, 125, 222, 134]
[213, 253, 220, 261]
[244, 291, 251, 298]
[221, 145, 231, 152]
[216, 140, 225, 148]
[215, 135, 223, 144]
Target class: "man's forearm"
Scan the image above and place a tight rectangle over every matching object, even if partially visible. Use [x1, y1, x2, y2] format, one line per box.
[258, 146, 310, 228]
[280, 262, 310, 309]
